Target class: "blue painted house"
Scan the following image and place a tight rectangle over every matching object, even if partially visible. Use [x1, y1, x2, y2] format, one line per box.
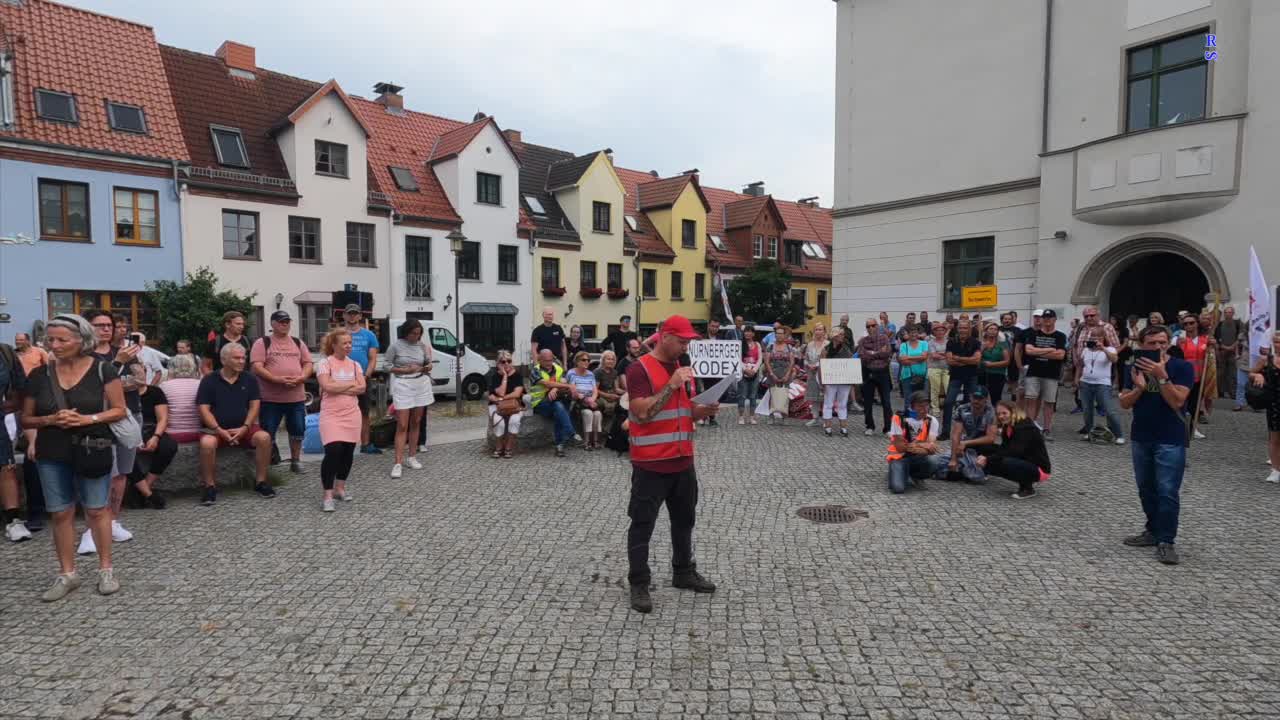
[0, 0, 187, 344]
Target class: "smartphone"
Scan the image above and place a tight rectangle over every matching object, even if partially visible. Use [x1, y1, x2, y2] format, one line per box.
[129, 333, 142, 346]
[1085, 340, 1098, 350]
[1133, 349, 1161, 364]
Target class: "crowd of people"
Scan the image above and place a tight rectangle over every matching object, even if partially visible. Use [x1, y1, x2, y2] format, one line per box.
[2, 300, 1277, 603]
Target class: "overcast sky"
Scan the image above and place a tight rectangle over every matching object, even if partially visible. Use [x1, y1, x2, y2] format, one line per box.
[78, 0, 836, 205]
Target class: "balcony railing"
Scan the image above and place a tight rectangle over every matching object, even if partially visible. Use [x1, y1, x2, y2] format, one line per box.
[405, 272, 433, 300]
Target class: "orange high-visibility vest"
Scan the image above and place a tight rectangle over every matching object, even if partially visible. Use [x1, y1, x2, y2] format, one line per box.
[886, 414, 931, 461]
[628, 354, 695, 462]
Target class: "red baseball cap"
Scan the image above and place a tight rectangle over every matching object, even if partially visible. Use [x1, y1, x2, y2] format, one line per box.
[660, 315, 701, 340]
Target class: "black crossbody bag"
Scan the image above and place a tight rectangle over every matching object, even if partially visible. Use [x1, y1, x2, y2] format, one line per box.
[46, 361, 115, 478]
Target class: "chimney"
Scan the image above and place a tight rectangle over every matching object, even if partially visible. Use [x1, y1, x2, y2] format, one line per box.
[602, 148, 613, 163]
[649, 170, 659, 178]
[502, 129, 522, 144]
[797, 196, 819, 207]
[681, 168, 700, 176]
[374, 82, 404, 109]
[215, 41, 256, 74]
[743, 181, 765, 197]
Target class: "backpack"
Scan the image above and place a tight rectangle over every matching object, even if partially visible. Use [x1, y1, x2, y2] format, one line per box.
[260, 335, 303, 352]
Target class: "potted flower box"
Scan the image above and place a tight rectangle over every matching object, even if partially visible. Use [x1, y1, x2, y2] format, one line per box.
[579, 287, 604, 299]
[541, 286, 567, 297]
[606, 287, 630, 299]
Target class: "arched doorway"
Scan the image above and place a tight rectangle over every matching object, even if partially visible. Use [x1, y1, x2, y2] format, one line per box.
[1071, 233, 1229, 322]
[1107, 253, 1209, 323]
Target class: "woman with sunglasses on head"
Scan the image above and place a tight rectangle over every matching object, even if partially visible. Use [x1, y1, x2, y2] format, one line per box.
[566, 351, 602, 449]
[21, 314, 128, 601]
[1176, 313, 1214, 440]
[487, 350, 525, 459]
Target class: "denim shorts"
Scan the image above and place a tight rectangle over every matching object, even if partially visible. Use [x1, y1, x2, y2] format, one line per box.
[38, 460, 111, 513]
[259, 401, 307, 439]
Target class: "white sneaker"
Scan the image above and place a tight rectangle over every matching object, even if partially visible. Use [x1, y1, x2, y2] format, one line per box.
[1115, 437, 1127, 445]
[737, 417, 746, 426]
[1193, 430, 1206, 440]
[111, 520, 133, 543]
[864, 429, 874, 437]
[405, 456, 423, 470]
[322, 498, 336, 512]
[5, 519, 33, 543]
[805, 419, 819, 427]
[78, 529, 96, 556]
[418, 444, 429, 453]
[390, 463, 403, 479]
[1265, 470, 1280, 484]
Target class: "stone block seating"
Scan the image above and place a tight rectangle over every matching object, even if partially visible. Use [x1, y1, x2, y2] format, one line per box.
[137, 440, 263, 494]
[485, 406, 557, 452]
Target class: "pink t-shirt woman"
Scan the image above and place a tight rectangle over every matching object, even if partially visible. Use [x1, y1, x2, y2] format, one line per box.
[316, 356, 364, 445]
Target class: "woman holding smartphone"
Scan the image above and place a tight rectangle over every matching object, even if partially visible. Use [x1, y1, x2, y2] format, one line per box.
[384, 319, 434, 479]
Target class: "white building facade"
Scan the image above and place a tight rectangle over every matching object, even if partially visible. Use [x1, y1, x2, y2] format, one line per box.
[832, 0, 1279, 326]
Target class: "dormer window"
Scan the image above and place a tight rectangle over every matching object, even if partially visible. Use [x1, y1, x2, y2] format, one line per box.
[625, 215, 638, 232]
[1, 53, 15, 130]
[315, 140, 348, 177]
[709, 234, 725, 252]
[210, 126, 249, 167]
[106, 102, 147, 134]
[35, 89, 77, 124]
[389, 166, 418, 191]
[525, 195, 546, 216]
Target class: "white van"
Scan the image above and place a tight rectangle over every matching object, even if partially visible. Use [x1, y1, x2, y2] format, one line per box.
[383, 320, 494, 400]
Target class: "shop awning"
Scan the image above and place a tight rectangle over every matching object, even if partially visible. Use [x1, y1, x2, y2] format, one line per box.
[460, 302, 518, 315]
[292, 291, 332, 304]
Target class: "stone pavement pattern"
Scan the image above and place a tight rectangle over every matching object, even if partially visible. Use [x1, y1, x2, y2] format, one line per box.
[2, 405, 1279, 719]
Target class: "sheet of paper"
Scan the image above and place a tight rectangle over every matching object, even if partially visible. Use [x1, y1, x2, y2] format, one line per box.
[691, 373, 736, 405]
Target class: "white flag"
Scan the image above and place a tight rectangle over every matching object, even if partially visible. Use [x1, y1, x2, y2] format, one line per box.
[717, 271, 733, 321]
[1248, 245, 1271, 368]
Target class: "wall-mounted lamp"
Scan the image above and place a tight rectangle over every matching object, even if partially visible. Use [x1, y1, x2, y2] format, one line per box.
[1053, 230, 1067, 240]
[565, 303, 574, 319]
[274, 292, 284, 309]
[442, 293, 453, 311]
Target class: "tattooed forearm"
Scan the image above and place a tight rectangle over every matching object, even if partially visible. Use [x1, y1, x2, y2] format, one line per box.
[640, 383, 677, 422]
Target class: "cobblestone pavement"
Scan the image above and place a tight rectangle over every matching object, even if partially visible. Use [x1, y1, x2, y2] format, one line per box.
[2, 401, 1279, 719]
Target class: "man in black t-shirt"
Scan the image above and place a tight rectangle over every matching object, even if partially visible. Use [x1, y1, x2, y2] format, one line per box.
[602, 315, 639, 357]
[1023, 309, 1068, 440]
[530, 308, 567, 368]
[942, 320, 981, 429]
[195, 343, 274, 505]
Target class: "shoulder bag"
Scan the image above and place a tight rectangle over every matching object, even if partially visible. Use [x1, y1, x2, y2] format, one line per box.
[46, 361, 115, 477]
[99, 361, 143, 449]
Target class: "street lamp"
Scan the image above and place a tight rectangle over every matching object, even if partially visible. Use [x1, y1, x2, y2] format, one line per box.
[447, 228, 467, 414]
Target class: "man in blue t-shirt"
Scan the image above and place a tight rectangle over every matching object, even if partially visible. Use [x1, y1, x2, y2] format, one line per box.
[1118, 323, 1194, 566]
[342, 304, 382, 454]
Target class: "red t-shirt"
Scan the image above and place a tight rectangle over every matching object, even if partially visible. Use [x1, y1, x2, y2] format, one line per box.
[625, 357, 693, 473]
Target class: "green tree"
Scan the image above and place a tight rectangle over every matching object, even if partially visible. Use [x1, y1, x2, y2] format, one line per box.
[146, 267, 257, 353]
[724, 260, 808, 328]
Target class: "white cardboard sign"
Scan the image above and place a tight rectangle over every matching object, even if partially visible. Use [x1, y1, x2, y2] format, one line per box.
[819, 358, 863, 385]
[688, 340, 742, 378]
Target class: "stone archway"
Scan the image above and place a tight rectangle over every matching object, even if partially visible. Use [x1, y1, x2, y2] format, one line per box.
[1070, 233, 1230, 311]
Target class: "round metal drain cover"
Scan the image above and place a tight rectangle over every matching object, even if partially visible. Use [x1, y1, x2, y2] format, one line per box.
[796, 505, 868, 524]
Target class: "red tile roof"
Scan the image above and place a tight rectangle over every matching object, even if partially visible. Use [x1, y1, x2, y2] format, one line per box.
[701, 182, 832, 282]
[0, 0, 187, 160]
[350, 98, 463, 225]
[724, 195, 776, 230]
[636, 173, 711, 212]
[428, 115, 519, 165]
[614, 166, 675, 260]
[280, 79, 373, 138]
[160, 44, 319, 185]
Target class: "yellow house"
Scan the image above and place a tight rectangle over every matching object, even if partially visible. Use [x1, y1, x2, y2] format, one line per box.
[515, 140, 634, 341]
[616, 168, 712, 334]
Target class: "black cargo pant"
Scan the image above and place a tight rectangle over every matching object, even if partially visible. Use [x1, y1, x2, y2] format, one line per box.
[627, 466, 698, 586]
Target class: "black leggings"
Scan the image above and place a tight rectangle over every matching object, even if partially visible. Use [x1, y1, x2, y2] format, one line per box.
[986, 456, 1041, 493]
[321, 441, 355, 490]
[128, 433, 179, 482]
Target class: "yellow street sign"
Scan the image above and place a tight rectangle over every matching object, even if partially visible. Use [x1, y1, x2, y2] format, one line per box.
[961, 285, 997, 309]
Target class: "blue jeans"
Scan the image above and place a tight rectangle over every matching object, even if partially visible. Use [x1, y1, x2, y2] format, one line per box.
[887, 454, 943, 494]
[534, 400, 575, 445]
[737, 374, 761, 411]
[1131, 441, 1186, 544]
[1080, 382, 1124, 438]
[942, 375, 977, 430]
[1236, 366, 1250, 407]
[37, 461, 111, 514]
[259, 401, 307, 439]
